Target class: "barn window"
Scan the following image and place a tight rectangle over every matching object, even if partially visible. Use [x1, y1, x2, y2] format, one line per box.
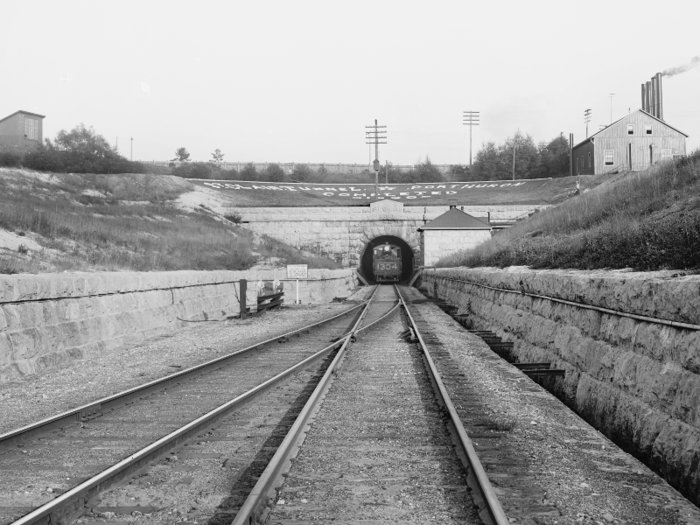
[588, 152, 591, 168]
[645, 125, 652, 135]
[627, 124, 634, 135]
[24, 118, 39, 140]
[604, 150, 614, 165]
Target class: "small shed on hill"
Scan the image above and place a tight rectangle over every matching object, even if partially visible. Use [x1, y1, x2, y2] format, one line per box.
[418, 207, 492, 266]
[0, 110, 45, 152]
[572, 109, 687, 175]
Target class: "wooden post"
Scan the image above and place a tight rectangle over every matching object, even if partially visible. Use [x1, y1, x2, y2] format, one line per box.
[239, 279, 247, 319]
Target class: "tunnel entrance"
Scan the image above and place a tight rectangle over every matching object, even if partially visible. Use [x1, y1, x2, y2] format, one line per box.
[360, 236, 414, 284]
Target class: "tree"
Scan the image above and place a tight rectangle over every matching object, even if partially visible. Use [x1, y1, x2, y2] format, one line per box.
[264, 163, 286, 182]
[538, 135, 570, 177]
[291, 164, 314, 182]
[210, 149, 225, 165]
[45, 123, 135, 174]
[505, 133, 539, 179]
[472, 142, 504, 180]
[173, 147, 190, 162]
[414, 157, 444, 182]
[239, 162, 258, 181]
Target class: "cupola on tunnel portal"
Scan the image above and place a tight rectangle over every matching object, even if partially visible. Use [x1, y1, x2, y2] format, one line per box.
[360, 235, 415, 284]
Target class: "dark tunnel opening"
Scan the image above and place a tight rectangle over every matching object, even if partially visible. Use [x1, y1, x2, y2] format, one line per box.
[360, 236, 414, 284]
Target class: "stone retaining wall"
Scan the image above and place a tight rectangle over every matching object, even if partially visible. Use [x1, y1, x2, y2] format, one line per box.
[422, 267, 700, 506]
[0, 269, 356, 384]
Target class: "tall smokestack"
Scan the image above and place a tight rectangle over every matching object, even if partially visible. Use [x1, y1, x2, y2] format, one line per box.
[645, 81, 652, 115]
[652, 76, 658, 117]
[656, 72, 663, 120]
[641, 83, 647, 112]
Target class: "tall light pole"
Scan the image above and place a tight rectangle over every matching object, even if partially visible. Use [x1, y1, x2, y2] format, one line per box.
[608, 93, 615, 124]
[462, 110, 480, 166]
[130, 137, 133, 161]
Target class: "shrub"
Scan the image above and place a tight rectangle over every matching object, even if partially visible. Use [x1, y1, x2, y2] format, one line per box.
[22, 144, 65, 172]
[21, 125, 146, 175]
[172, 162, 214, 179]
[239, 163, 258, 181]
[291, 164, 313, 182]
[0, 150, 22, 167]
[224, 213, 242, 224]
[264, 163, 286, 182]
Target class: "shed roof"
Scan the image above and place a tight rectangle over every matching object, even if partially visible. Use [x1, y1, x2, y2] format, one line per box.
[418, 207, 491, 231]
[0, 110, 46, 124]
[573, 109, 688, 150]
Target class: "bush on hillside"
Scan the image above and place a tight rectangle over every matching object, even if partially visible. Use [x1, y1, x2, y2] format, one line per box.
[239, 163, 258, 181]
[291, 164, 314, 182]
[172, 162, 215, 179]
[264, 163, 286, 182]
[21, 124, 145, 174]
[0, 149, 23, 167]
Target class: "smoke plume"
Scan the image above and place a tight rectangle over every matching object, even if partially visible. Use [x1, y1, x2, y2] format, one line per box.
[662, 56, 700, 77]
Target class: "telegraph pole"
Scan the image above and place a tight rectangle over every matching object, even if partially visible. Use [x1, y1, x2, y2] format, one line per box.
[512, 130, 519, 180]
[462, 110, 480, 166]
[365, 119, 387, 201]
[584, 108, 592, 138]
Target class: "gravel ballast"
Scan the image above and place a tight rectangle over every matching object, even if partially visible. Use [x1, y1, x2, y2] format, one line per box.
[0, 302, 356, 435]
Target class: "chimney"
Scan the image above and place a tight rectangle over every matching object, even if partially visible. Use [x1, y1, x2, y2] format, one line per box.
[656, 72, 664, 120]
[645, 81, 652, 114]
[641, 83, 647, 112]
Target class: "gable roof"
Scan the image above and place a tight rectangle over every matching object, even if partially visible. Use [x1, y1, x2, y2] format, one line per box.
[418, 207, 491, 231]
[573, 109, 688, 149]
[0, 110, 46, 124]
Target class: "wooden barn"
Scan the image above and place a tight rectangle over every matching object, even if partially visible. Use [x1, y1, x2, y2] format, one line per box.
[0, 110, 45, 152]
[572, 109, 687, 175]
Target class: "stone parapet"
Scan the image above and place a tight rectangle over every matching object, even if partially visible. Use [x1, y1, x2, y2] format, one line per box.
[422, 267, 700, 506]
[0, 269, 356, 383]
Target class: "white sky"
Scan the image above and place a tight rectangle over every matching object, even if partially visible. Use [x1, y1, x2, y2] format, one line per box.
[2, 0, 699, 165]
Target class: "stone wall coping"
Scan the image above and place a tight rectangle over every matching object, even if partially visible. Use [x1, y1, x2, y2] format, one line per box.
[0, 268, 353, 304]
[431, 267, 700, 326]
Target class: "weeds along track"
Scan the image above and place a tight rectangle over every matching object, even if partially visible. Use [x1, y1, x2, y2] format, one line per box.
[232, 285, 508, 525]
[0, 299, 376, 525]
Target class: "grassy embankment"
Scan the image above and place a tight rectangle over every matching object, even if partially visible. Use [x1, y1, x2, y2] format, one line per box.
[439, 151, 700, 271]
[0, 170, 340, 274]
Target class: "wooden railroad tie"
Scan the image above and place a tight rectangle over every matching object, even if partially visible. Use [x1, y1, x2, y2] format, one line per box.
[513, 362, 566, 377]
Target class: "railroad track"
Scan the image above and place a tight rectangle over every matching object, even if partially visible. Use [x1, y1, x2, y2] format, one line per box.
[0, 295, 380, 525]
[231, 285, 508, 525]
[1, 285, 514, 525]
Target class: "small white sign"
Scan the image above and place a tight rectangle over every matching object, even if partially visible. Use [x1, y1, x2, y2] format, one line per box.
[287, 264, 308, 279]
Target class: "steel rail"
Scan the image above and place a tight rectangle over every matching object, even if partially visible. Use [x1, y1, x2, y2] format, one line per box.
[435, 275, 700, 331]
[0, 301, 366, 450]
[9, 321, 357, 525]
[397, 286, 510, 525]
[231, 285, 402, 525]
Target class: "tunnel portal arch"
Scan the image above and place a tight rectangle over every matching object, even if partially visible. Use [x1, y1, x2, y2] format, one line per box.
[360, 235, 415, 284]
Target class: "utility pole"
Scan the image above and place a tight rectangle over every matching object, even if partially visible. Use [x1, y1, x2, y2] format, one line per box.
[511, 130, 519, 180]
[462, 110, 480, 166]
[365, 119, 387, 201]
[608, 93, 615, 124]
[130, 137, 133, 161]
[569, 133, 574, 177]
[584, 108, 592, 138]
